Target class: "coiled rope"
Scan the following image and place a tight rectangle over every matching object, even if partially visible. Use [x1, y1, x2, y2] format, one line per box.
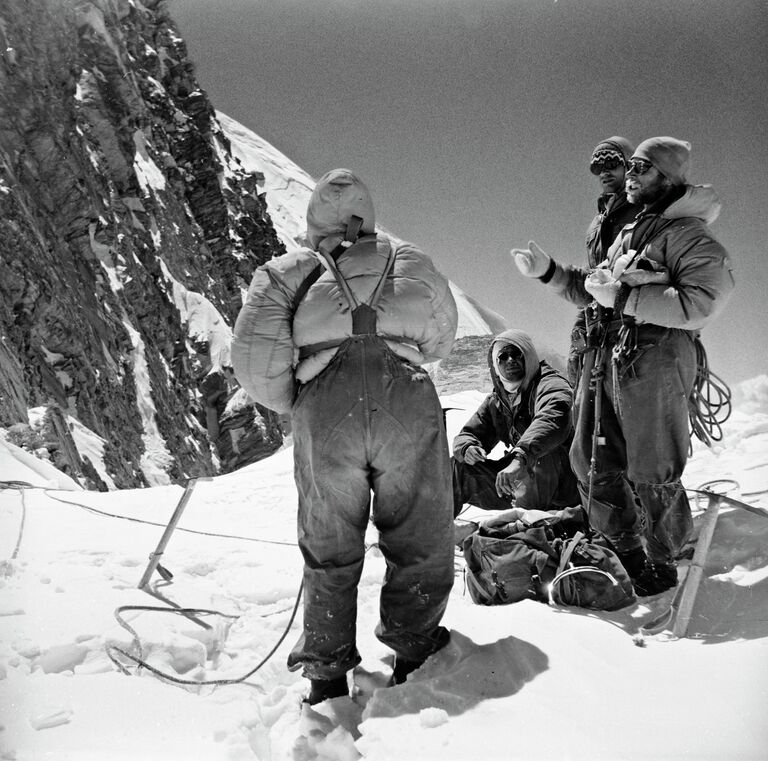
[688, 339, 732, 448]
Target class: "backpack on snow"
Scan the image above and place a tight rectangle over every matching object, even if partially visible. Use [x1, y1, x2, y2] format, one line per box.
[461, 519, 636, 611]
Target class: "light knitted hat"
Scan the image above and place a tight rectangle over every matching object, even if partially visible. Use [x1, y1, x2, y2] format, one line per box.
[632, 137, 691, 185]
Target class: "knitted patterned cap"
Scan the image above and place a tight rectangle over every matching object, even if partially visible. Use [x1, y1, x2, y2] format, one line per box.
[633, 137, 691, 185]
[590, 136, 634, 166]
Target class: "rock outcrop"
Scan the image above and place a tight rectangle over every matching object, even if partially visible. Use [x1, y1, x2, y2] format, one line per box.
[0, 0, 284, 488]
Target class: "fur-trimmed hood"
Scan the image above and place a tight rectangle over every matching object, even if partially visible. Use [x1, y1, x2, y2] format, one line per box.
[661, 184, 721, 226]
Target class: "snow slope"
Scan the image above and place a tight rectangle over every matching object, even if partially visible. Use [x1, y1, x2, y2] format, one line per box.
[1, 378, 767, 760]
[219, 112, 508, 338]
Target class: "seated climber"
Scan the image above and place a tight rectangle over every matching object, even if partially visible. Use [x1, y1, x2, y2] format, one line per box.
[452, 329, 580, 524]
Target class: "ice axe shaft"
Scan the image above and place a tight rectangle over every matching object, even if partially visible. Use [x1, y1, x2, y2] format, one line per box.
[586, 343, 606, 518]
[671, 492, 721, 639]
[137, 477, 210, 590]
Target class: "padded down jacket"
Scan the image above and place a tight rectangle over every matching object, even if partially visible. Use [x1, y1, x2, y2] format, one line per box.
[546, 184, 734, 330]
[232, 233, 457, 413]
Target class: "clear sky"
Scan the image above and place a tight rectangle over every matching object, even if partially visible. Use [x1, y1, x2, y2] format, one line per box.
[171, 0, 767, 385]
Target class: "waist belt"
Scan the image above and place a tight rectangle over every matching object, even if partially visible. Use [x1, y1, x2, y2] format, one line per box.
[298, 334, 415, 361]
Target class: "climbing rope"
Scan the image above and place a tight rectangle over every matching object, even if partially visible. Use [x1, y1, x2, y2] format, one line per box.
[106, 583, 303, 689]
[688, 340, 732, 448]
[43, 489, 298, 547]
[1, 480, 304, 686]
[1, 481, 33, 560]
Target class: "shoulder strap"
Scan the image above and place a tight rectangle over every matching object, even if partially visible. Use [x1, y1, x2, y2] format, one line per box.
[367, 239, 396, 310]
[291, 215, 364, 312]
[321, 248, 360, 311]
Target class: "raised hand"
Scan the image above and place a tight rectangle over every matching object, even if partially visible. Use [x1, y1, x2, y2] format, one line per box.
[510, 240, 551, 278]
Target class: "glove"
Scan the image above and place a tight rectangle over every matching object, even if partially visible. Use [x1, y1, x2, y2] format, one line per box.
[463, 445, 487, 465]
[495, 457, 526, 497]
[611, 250, 635, 279]
[584, 269, 621, 309]
[511, 240, 551, 279]
[481, 507, 526, 529]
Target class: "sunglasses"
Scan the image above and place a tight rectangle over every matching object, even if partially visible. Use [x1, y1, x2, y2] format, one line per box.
[589, 157, 624, 175]
[627, 159, 654, 175]
[498, 347, 523, 362]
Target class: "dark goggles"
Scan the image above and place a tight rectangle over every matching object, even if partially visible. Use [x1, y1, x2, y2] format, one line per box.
[498, 347, 524, 362]
[627, 159, 654, 175]
[589, 157, 624, 175]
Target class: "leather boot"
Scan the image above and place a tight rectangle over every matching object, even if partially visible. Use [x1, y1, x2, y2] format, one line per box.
[303, 675, 349, 705]
[391, 657, 423, 686]
[633, 562, 678, 597]
[617, 546, 649, 580]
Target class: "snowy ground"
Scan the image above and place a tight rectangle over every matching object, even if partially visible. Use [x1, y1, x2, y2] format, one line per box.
[1, 382, 768, 761]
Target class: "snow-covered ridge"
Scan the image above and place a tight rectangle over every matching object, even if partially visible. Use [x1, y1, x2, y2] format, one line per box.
[219, 112, 507, 338]
[1, 378, 767, 759]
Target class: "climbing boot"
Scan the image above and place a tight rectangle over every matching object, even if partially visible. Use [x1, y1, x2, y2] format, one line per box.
[391, 657, 424, 686]
[616, 546, 649, 580]
[632, 562, 678, 597]
[303, 675, 349, 705]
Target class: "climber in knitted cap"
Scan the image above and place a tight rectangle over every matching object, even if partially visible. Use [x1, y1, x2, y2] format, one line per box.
[452, 328, 579, 520]
[631, 136, 691, 185]
[589, 136, 634, 191]
[510, 136, 735, 597]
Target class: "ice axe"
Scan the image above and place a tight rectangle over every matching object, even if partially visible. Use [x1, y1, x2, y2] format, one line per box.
[637, 491, 720, 641]
[137, 476, 213, 629]
[637, 483, 767, 641]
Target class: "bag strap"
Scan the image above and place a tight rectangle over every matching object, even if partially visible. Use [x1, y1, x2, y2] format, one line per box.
[556, 531, 585, 575]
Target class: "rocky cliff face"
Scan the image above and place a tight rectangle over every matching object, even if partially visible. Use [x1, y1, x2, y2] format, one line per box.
[0, 0, 284, 489]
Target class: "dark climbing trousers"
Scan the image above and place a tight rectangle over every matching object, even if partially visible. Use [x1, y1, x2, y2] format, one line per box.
[570, 325, 697, 564]
[287, 337, 454, 680]
[452, 446, 578, 517]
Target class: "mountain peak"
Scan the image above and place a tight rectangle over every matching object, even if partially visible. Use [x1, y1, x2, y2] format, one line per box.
[218, 112, 508, 339]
